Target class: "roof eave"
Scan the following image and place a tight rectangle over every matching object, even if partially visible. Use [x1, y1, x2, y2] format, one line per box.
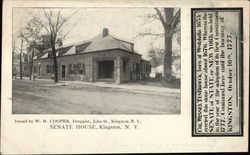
[82, 48, 142, 56]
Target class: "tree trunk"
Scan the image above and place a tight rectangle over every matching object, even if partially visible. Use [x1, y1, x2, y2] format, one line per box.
[12, 44, 15, 79]
[52, 44, 58, 82]
[163, 33, 173, 83]
[29, 48, 34, 80]
[162, 8, 174, 84]
[19, 38, 23, 80]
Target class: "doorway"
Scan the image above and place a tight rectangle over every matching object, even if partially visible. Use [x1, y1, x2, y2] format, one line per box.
[98, 61, 114, 79]
[62, 65, 65, 78]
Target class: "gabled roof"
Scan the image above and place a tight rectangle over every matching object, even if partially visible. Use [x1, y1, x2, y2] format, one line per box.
[58, 45, 75, 56]
[35, 29, 141, 60]
[40, 52, 49, 59]
[83, 35, 134, 53]
[35, 44, 74, 59]
[76, 41, 92, 53]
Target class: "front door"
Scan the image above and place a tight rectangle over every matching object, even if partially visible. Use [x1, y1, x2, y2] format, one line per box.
[62, 65, 65, 78]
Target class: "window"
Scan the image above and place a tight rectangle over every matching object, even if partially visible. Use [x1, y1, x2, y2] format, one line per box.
[28, 55, 32, 61]
[78, 64, 85, 75]
[68, 64, 76, 74]
[24, 56, 28, 62]
[146, 65, 151, 73]
[76, 46, 80, 53]
[45, 65, 54, 73]
[136, 63, 140, 74]
[50, 65, 54, 73]
[34, 66, 37, 73]
[133, 63, 136, 72]
[123, 60, 127, 73]
[46, 65, 50, 73]
[48, 51, 53, 58]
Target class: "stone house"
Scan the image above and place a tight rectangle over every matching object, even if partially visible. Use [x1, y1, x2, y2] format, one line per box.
[29, 28, 151, 84]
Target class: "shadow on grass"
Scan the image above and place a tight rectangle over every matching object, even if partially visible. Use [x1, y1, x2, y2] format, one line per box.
[137, 78, 180, 89]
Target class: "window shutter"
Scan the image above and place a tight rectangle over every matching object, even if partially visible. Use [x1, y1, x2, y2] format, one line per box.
[82, 64, 85, 74]
[73, 64, 76, 74]
[79, 64, 82, 74]
[68, 64, 71, 74]
[77, 64, 79, 74]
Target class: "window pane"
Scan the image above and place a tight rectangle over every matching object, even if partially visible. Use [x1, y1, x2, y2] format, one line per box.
[46, 65, 49, 73]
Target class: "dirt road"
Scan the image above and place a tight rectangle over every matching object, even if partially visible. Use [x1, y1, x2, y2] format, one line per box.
[12, 79, 180, 114]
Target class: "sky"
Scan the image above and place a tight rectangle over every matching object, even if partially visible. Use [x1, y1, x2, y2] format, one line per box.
[13, 8, 180, 60]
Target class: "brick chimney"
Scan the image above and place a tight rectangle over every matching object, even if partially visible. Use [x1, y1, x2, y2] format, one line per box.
[102, 28, 109, 37]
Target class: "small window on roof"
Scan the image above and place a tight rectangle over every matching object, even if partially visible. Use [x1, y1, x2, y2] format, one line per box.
[48, 51, 53, 58]
[76, 46, 80, 53]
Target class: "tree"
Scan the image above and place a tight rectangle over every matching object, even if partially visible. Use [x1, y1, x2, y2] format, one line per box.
[148, 49, 158, 67]
[139, 8, 180, 83]
[32, 9, 78, 82]
[17, 30, 25, 80]
[148, 47, 165, 67]
[12, 37, 18, 79]
[156, 8, 180, 83]
[23, 18, 43, 80]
